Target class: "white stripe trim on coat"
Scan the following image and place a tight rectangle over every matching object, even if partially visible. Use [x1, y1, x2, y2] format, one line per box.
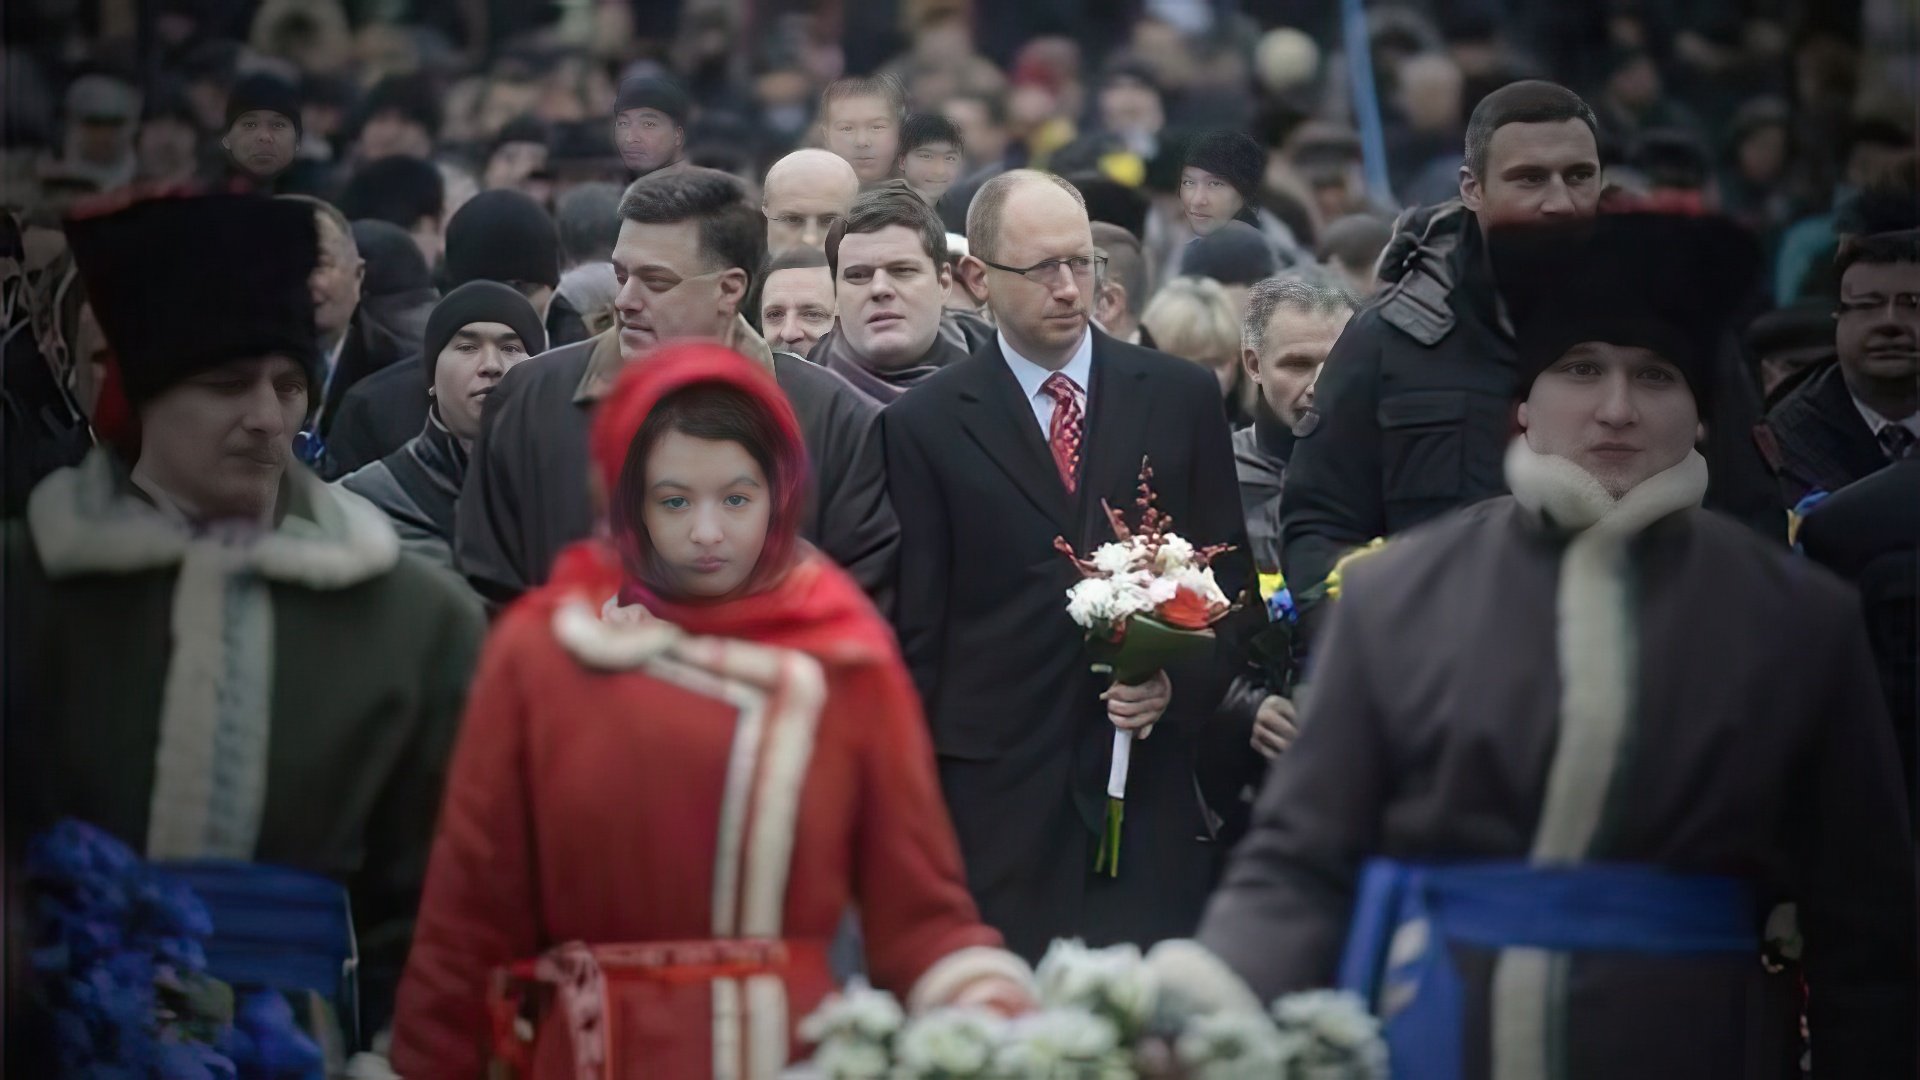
[1492, 439, 1709, 1080]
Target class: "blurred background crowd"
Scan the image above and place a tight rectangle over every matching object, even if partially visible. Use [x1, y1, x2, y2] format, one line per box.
[5, 0, 1916, 359]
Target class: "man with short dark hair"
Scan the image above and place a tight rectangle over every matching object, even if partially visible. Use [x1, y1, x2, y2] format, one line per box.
[1760, 229, 1920, 506]
[456, 167, 896, 604]
[612, 75, 690, 180]
[1280, 80, 1779, 636]
[821, 75, 906, 185]
[886, 169, 1251, 959]
[813, 186, 966, 403]
[752, 246, 836, 356]
[483, 114, 550, 196]
[898, 113, 965, 206]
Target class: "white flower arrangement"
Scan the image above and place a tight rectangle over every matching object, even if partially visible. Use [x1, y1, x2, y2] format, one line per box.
[893, 1006, 1006, 1078]
[991, 1008, 1129, 1078]
[1175, 1011, 1298, 1080]
[1269, 990, 1389, 1079]
[800, 950, 1387, 1080]
[1034, 940, 1157, 1043]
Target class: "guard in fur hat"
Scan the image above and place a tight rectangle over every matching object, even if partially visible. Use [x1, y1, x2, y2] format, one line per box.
[5, 194, 484, 1049]
[1179, 212, 1915, 1080]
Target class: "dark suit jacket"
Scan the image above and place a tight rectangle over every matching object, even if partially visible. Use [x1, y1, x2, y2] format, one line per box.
[883, 330, 1252, 960]
[1799, 458, 1920, 824]
[324, 360, 430, 480]
[1758, 361, 1890, 507]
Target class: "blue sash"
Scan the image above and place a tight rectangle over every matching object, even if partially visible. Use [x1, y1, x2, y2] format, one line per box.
[162, 860, 360, 1047]
[1336, 859, 1758, 1080]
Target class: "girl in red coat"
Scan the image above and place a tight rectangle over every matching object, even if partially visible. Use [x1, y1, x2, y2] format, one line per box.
[390, 344, 1032, 1079]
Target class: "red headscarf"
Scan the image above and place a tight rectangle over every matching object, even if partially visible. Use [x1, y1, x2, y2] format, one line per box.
[559, 342, 888, 662]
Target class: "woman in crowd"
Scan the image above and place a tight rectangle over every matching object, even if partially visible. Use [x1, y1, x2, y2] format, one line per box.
[390, 344, 1031, 1078]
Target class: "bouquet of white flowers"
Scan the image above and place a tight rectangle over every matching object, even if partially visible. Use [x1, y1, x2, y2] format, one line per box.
[799, 943, 1387, 1080]
[1055, 459, 1236, 876]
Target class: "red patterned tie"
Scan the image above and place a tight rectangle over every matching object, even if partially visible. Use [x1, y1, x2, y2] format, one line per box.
[1043, 372, 1085, 493]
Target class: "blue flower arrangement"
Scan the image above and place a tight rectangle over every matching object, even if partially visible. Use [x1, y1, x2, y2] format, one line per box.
[26, 820, 325, 1080]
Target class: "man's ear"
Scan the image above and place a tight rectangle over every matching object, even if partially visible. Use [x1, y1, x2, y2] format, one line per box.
[1459, 165, 1482, 212]
[220, 137, 231, 151]
[1515, 400, 1529, 432]
[1696, 420, 1707, 444]
[937, 261, 953, 301]
[956, 254, 990, 305]
[1241, 345, 1260, 382]
[717, 267, 750, 317]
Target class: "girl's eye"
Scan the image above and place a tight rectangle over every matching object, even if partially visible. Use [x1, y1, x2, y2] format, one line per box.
[724, 494, 751, 508]
[660, 496, 689, 510]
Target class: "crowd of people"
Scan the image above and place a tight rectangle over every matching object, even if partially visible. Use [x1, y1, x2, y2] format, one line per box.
[3, 0, 1918, 1077]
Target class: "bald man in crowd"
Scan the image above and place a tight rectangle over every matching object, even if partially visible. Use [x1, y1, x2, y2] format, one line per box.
[763, 148, 860, 253]
[884, 170, 1252, 959]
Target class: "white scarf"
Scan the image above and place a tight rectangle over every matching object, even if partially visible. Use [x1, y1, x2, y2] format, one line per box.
[1491, 437, 1708, 1080]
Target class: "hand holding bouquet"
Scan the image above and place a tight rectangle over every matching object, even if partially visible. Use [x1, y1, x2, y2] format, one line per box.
[1056, 459, 1237, 876]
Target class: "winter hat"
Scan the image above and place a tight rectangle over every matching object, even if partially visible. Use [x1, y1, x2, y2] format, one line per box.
[614, 75, 690, 126]
[65, 194, 318, 405]
[358, 73, 441, 141]
[351, 219, 433, 297]
[1184, 130, 1265, 201]
[1493, 213, 1760, 421]
[1070, 174, 1150, 239]
[1180, 220, 1279, 286]
[444, 189, 561, 289]
[225, 72, 302, 137]
[421, 280, 547, 383]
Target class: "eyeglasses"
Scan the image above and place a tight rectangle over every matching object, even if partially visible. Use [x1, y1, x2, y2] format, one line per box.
[1835, 293, 1920, 319]
[979, 254, 1107, 285]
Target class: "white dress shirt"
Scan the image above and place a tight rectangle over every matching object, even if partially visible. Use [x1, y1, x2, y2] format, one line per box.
[1852, 394, 1920, 450]
[999, 327, 1094, 437]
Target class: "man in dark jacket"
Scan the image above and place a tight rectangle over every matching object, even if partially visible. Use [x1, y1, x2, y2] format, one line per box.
[1198, 270, 1356, 847]
[1279, 81, 1781, 634]
[341, 282, 546, 570]
[1799, 457, 1919, 825]
[455, 168, 897, 605]
[811, 184, 969, 404]
[1758, 229, 1920, 507]
[324, 190, 560, 476]
[886, 170, 1251, 960]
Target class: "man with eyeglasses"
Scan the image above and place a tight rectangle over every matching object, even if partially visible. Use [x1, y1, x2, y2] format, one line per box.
[454, 167, 897, 606]
[884, 169, 1253, 961]
[1760, 229, 1920, 507]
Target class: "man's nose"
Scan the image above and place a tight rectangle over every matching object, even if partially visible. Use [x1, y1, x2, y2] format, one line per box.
[1595, 375, 1638, 425]
[1539, 179, 1576, 217]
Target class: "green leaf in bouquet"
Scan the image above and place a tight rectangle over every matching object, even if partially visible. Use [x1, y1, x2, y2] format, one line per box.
[1087, 616, 1216, 685]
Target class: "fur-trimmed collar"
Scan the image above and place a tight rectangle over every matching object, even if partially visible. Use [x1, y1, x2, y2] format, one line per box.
[28, 448, 400, 588]
[1504, 437, 1708, 538]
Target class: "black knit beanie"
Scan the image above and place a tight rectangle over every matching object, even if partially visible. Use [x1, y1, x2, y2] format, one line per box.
[614, 75, 690, 126]
[1184, 130, 1265, 201]
[444, 189, 561, 289]
[421, 281, 548, 383]
[226, 72, 303, 138]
